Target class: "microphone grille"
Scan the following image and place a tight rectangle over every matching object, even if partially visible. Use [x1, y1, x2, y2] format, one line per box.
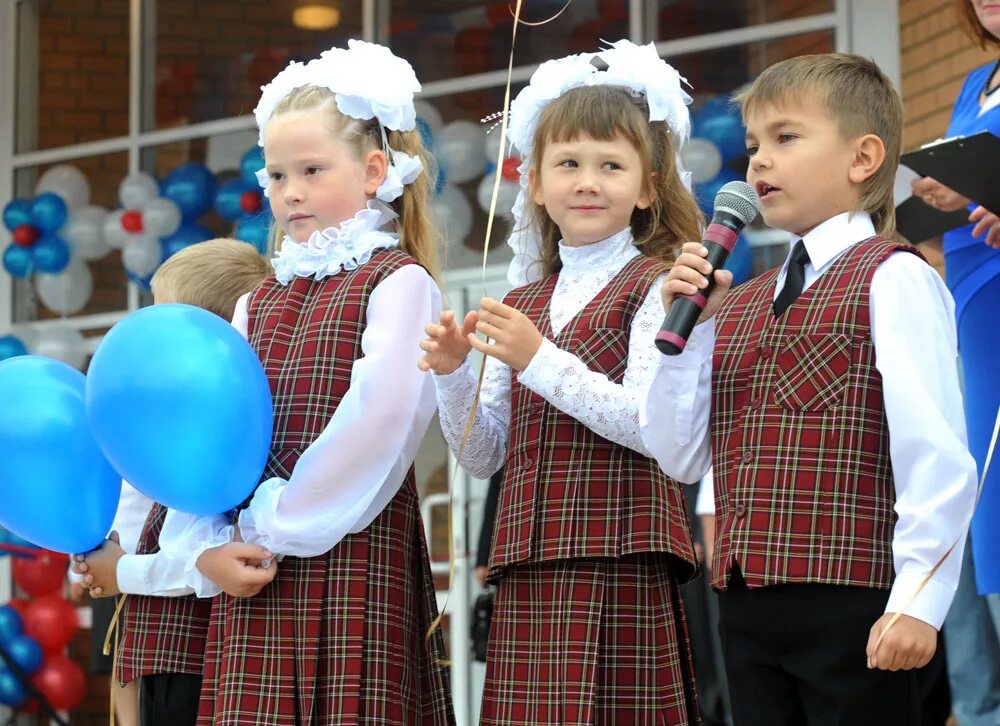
[713, 181, 760, 226]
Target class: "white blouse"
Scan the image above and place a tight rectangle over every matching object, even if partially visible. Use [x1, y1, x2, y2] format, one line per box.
[155, 212, 442, 598]
[434, 227, 670, 478]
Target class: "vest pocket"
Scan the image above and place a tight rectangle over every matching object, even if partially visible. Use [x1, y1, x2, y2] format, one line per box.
[772, 333, 851, 411]
[576, 327, 630, 380]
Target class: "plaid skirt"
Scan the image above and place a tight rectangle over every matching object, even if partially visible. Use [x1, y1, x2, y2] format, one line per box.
[196, 482, 454, 725]
[481, 554, 699, 725]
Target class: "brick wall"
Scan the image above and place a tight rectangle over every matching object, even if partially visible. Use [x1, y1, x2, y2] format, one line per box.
[901, 0, 996, 150]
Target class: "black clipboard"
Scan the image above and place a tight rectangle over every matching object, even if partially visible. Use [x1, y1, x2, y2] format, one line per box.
[900, 131, 1000, 213]
[895, 195, 970, 243]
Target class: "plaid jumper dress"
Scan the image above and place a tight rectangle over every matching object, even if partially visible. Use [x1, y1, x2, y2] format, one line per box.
[710, 237, 919, 591]
[116, 503, 212, 685]
[196, 249, 453, 726]
[480, 255, 700, 726]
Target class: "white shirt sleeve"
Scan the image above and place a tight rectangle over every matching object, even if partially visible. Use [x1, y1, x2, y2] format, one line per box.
[872, 252, 978, 629]
[433, 354, 512, 480]
[696, 467, 716, 516]
[116, 551, 196, 597]
[231, 291, 250, 338]
[153, 510, 233, 598]
[110, 481, 154, 555]
[515, 275, 669, 456]
[639, 318, 716, 484]
[237, 265, 442, 558]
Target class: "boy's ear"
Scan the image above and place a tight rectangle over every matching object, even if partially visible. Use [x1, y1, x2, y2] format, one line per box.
[362, 150, 389, 196]
[848, 133, 886, 185]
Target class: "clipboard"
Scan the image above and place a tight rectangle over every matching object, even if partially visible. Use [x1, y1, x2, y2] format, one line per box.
[900, 131, 1000, 213]
[895, 195, 970, 244]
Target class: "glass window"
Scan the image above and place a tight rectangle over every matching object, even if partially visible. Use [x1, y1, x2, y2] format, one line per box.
[150, 0, 363, 130]
[386, 0, 629, 83]
[656, 0, 834, 42]
[17, 0, 130, 152]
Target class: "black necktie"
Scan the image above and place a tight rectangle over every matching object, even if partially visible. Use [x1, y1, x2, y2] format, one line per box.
[773, 239, 810, 316]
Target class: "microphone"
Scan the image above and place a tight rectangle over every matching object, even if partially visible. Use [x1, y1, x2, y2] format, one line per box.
[654, 181, 761, 356]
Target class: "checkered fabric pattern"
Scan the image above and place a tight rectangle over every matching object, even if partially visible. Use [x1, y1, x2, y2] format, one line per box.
[116, 503, 212, 685]
[480, 555, 700, 725]
[196, 250, 453, 725]
[489, 254, 697, 580]
[710, 237, 921, 591]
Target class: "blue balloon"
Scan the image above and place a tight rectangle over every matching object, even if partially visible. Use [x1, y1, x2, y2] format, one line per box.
[0, 668, 26, 708]
[0, 336, 28, 362]
[214, 179, 248, 221]
[0, 606, 23, 642]
[694, 96, 746, 162]
[2, 199, 33, 231]
[6, 635, 42, 675]
[30, 193, 68, 233]
[416, 117, 435, 151]
[723, 234, 753, 286]
[240, 147, 265, 188]
[694, 167, 743, 215]
[161, 222, 213, 261]
[161, 163, 217, 222]
[2, 244, 33, 278]
[86, 304, 273, 515]
[32, 235, 70, 274]
[234, 214, 272, 254]
[0, 357, 121, 553]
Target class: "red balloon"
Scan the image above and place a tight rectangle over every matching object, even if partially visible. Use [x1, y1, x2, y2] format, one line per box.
[501, 158, 521, 182]
[12, 550, 68, 597]
[23, 595, 78, 654]
[11, 225, 39, 248]
[121, 209, 144, 233]
[6, 598, 30, 621]
[239, 190, 262, 214]
[32, 655, 85, 711]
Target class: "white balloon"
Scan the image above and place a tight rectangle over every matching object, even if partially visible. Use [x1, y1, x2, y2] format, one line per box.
[35, 258, 93, 316]
[36, 165, 90, 209]
[437, 120, 487, 185]
[484, 132, 514, 167]
[63, 205, 110, 261]
[681, 137, 724, 185]
[118, 172, 160, 210]
[142, 198, 182, 237]
[433, 185, 473, 246]
[476, 172, 519, 220]
[103, 209, 130, 250]
[414, 100, 443, 134]
[122, 234, 163, 278]
[33, 326, 88, 370]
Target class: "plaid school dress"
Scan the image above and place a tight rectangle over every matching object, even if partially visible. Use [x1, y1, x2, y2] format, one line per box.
[196, 249, 453, 726]
[116, 503, 213, 685]
[480, 254, 700, 726]
[709, 237, 920, 591]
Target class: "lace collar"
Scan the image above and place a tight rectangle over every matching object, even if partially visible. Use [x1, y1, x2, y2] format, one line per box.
[271, 200, 399, 285]
[557, 227, 639, 276]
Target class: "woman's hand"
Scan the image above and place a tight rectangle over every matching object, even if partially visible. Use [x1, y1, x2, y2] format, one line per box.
[911, 176, 970, 212]
[970, 206, 1000, 248]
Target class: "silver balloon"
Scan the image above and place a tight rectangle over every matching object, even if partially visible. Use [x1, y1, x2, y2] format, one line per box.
[484, 132, 514, 167]
[414, 100, 443, 135]
[141, 198, 182, 237]
[476, 172, 519, 220]
[33, 325, 88, 370]
[35, 258, 94, 316]
[118, 172, 160, 210]
[433, 184, 473, 246]
[122, 234, 163, 278]
[681, 137, 724, 185]
[103, 209, 130, 250]
[36, 164, 90, 210]
[437, 121, 487, 185]
[63, 205, 110, 261]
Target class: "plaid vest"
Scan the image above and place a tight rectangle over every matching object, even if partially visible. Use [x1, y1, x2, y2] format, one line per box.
[197, 250, 452, 724]
[709, 237, 920, 591]
[116, 503, 212, 684]
[489, 255, 697, 580]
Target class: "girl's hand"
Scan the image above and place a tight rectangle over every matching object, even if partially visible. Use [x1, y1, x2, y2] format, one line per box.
[196, 542, 277, 598]
[418, 310, 478, 375]
[970, 205, 1000, 248]
[468, 297, 543, 371]
[660, 242, 734, 324]
[911, 176, 970, 212]
[71, 532, 125, 598]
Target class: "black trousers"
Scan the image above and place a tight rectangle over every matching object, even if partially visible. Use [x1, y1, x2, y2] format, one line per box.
[139, 672, 202, 726]
[717, 569, 920, 726]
